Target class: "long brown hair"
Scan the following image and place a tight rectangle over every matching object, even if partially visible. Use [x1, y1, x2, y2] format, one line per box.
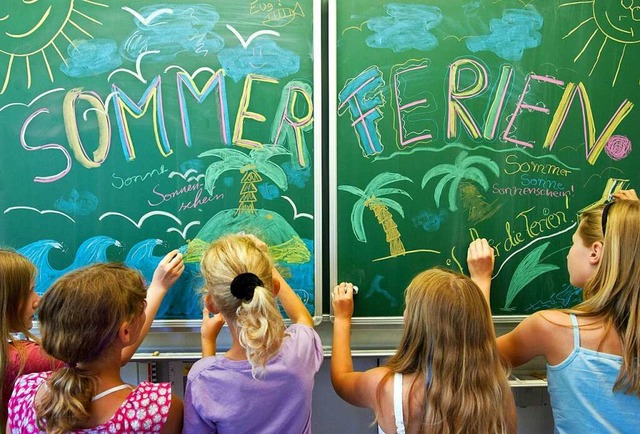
[378, 268, 511, 433]
[0, 249, 37, 427]
[200, 234, 285, 378]
[574, 199, 640, 395]
[34, 263, 146, 434]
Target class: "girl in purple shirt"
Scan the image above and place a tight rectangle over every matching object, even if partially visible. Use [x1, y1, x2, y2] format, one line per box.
[183, 234, 323, 434]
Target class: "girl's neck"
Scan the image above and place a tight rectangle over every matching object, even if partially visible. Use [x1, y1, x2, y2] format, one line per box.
[225, 332, 247, 360]
[220, 320, 246, 360]
[77, 346, 125, 388]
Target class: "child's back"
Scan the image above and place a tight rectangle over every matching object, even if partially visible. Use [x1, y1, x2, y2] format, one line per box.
[183, 234, 322, 434]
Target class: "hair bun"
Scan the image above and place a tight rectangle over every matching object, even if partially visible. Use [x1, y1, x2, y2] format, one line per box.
[230, 272, 263, 301]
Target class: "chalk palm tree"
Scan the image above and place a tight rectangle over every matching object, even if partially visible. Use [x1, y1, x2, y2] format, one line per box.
[339, 172, 412, 257]
[199, 145, 290, 215]
[421, 150, 499, 212]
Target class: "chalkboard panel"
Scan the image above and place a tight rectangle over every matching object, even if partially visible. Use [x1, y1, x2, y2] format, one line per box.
[0, 0, 322, 320]
[330, 0, 639, 318]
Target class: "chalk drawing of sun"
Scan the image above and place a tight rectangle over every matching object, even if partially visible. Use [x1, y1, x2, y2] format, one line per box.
[560, 0, 640, 87]
[0, 0, 106, 94]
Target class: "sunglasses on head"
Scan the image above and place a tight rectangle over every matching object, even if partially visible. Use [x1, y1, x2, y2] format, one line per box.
[601, 200, 615, 236]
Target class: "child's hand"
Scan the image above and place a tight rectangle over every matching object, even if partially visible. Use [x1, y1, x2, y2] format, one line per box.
[467, 238, 494, 279]
[150, 250, 184, 292]
[244, 233, 269, 254]
[613, 189, 638, 201]
[201, 307, 225, 341]
[467, 239, 494, 302]
[332, 282, 355, 320]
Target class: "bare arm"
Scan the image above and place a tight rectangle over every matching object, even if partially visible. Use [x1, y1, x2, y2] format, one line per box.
[245, 233, 313, 327]
[496, 312, 552, 367]
[160, 395, 184, 434]
[201, 306, 225, 358]
[330, 282, 372, 407]
[274, 266, 313, 327]
[121, 250, 184, 364]
[467, 238, 494, 304]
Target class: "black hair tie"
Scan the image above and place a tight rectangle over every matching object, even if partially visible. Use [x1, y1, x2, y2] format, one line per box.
[230, 272, 263, 301]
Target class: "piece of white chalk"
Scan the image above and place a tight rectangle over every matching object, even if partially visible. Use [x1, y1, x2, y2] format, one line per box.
[353, 286, 359, 294]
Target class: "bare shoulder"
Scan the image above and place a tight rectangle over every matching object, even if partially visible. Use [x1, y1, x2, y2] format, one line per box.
[160, 394, 183, 434]
[497, 310, 574, 366]
[530, 310, 576, 364]
[358, 366, 390, 390]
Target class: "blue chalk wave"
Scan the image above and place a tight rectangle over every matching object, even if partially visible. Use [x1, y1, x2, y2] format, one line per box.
[18, 236, 314, 319]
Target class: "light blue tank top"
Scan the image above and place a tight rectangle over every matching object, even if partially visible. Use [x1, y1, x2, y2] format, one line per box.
[547, 314, 640, 434]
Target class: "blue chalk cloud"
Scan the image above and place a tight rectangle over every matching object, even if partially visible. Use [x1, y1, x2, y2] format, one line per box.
[465, 8, 543, 61]
[54, 189, 98, 216]
[121, 4, 225, 62]
[258, 182, 281, 200]
[283, 162, 311, 189]
[366, 3, 443, 52]
[60, 39, 122, 78]
[217, 39, 300, 82]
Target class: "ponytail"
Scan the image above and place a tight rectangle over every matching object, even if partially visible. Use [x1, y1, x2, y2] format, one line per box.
[35, 366, 98, 434]
[236, 285, 285, 378]
[201, 234, 287, 378]
[34, 263, 147, 431]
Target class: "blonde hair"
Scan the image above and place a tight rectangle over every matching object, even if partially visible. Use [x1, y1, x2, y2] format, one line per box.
[379, 268, 511, 433]
[574, 199, 640, 395]
[200, 234, 284, 378]
[34, 263, 146, 434]
[0, 249, 37, 427]
[576, 203, 605, 247]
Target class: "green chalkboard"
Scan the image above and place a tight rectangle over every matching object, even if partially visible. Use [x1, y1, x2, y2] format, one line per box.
[0, 0, 321, 320]
[330, 0, 639, 317]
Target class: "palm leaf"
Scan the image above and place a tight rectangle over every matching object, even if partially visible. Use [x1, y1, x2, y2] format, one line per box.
[252, 144, 290, 161]
[462, 167, 491, 191]
[504, 242, 559, 310]
[421, 164, 457, 188]
[433, 173, 457, 208]
[338, 185, 365, 197]
[199, 148, 249, 161]
[350, 198, 367, 242]
[448, 176, 462, 212]
[375, 187, 412, 199]
[462, 155, 499, 177]
[365, 172, 412, 195]
[375, 197, 405, 218]
[454, 150, 469, 166]
[203, 161, 237, 194]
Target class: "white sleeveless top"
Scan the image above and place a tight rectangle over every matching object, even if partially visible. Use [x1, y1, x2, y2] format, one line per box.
[378, 373, 406, 434]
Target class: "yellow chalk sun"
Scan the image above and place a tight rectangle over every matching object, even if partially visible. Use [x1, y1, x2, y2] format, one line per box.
[0, 0, 106, 94]
[561, 0, 640, 87]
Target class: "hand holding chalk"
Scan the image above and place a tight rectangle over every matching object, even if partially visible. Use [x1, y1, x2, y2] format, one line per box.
[332, 282, 355, 320]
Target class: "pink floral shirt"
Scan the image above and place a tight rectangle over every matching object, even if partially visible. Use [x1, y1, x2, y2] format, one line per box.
[8, 372, 172, 433]
[3, 340, 63, 411]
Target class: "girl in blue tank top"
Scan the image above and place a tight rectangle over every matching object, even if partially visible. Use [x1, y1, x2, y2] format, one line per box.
[468, 189, 640, 434]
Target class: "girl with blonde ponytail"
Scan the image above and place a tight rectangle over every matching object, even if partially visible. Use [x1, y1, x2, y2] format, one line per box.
[184, 234, 322, 433]
[7, 253, 185, 433]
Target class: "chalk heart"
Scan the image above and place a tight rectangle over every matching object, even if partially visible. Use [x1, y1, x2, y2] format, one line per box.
[186, 67, 217, 82]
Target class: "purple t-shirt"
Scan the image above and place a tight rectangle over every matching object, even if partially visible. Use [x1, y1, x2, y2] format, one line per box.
[183, 324, 323, 434]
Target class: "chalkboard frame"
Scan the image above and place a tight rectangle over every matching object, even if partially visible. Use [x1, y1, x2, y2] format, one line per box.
[327, 0, 624, 324]
[0, 0, 325, 329]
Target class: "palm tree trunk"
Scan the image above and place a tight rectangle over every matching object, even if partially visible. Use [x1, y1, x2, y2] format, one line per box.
[369, 203, 405, 256]
[236, 169, 262, 215]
